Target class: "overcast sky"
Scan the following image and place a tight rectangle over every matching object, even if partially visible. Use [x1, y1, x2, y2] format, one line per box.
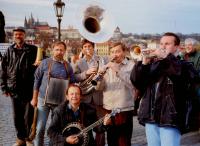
[1, 0, 200, 34]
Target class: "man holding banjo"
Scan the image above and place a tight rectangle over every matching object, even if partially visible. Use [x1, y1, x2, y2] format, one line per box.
[47, 84, 111, 146]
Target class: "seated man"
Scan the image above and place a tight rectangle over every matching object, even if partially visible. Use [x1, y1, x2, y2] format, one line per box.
[47, 84, 111, 146]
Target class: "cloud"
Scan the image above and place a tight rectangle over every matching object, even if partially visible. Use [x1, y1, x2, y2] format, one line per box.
[1, 0, 51, 7]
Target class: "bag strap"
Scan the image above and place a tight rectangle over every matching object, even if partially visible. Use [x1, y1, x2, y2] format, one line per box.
[43, 59, 53, 105]
[63, 60, 70, 81]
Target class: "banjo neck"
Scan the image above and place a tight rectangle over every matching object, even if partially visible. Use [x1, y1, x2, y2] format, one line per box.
[77, 108, 121, 136]
[80, 116, 107, 135]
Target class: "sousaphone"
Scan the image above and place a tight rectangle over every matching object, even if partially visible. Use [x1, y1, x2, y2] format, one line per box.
[75, 1, 116, 43]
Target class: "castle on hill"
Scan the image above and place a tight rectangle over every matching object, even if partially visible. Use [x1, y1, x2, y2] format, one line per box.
[24, 13, 49, 29]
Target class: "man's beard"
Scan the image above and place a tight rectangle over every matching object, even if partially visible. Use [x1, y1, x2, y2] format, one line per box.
[14, 39, 24, 46]
[54, 55, 64, 61]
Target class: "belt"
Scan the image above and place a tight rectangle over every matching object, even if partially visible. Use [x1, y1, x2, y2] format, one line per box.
[104, 106, 134, 113]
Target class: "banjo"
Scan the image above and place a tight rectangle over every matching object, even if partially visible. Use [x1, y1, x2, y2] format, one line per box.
[62, 108, 121, 146]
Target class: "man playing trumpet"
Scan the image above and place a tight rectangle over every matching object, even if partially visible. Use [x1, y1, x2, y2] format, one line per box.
[130, 32, 200, 146]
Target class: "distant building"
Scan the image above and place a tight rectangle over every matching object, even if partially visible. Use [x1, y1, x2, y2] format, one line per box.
[95, 42, 110, 56]
[24, 13, 49, 30]
[62, 26, 81, 40]
[147, 41, 159, 49]
[112, 26, 122, 41]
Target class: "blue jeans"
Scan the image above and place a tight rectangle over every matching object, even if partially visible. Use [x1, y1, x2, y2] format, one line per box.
[145, 123, 181, 146]
[34, 97, 56, 146]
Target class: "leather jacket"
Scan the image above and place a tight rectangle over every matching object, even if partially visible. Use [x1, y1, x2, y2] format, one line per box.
[130, 54, 199, 133]
[0, 43, 37, 100]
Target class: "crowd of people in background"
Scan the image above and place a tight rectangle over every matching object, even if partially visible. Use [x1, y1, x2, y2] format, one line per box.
[0, 27, 200, 146]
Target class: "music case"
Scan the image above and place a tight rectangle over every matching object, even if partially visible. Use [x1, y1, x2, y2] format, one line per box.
[44, 77, 69, 105]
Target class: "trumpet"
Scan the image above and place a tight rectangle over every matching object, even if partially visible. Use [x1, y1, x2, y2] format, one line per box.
[141, 48, 157, 58]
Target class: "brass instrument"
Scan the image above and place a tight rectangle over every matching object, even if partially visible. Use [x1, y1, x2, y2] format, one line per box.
[141, 48, 157, 58]
[91, 57, 116, 86]
[33, 47, 43, 66]
[130, 45, 141, 55]
[75, 1, 116, 43]
[80, 57, 115, 95]
[79, 60, 99, 95]
[130, 45, 142, 61]
[130, 44, 159, 60]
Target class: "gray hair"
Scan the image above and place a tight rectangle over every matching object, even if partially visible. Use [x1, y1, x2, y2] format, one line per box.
[185, 38, 198, 46]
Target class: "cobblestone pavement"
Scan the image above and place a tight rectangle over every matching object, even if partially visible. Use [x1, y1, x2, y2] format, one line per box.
[0, 93, 200, 146]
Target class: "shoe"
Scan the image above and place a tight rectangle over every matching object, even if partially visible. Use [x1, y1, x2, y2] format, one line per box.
[26, 140, 34, 146]
[12, 138, 26, 146]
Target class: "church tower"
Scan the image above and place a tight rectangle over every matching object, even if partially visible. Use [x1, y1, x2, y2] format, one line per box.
[24, 16, 28, 28]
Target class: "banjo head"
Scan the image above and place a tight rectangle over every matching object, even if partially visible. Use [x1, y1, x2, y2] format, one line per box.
[62, 122, 89, 146]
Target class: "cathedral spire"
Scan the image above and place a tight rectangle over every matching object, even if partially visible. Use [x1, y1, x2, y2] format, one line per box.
[29, 13, 35, 28]
[24, 16, 28, 28]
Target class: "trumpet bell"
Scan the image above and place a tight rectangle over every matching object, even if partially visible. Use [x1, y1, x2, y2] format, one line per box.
[75, 1, 116, 43]
[130, 45, 142, 61]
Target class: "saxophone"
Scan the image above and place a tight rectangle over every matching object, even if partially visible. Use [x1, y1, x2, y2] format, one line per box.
[79, 61, 99, 95]
[79, 57, 115, 95]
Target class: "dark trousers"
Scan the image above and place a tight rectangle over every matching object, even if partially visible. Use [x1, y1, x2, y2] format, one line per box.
[11, 97, 34, 140]
[107, 111, 133, 146]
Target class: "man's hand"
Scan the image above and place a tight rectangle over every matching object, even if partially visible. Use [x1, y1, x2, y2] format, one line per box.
[30, 98, 38, 107]
[31, 90, 39, 107]
[86, 67, 97, 76]
[66, 135, 79, 144]
[33, 61, 41, 66]
[154, 48, 168, 59]
[103, 114, 112, 125]
[2, 92, 11, 97]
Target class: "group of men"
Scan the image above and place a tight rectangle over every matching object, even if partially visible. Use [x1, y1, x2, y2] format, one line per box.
[0, 27, 200, 146]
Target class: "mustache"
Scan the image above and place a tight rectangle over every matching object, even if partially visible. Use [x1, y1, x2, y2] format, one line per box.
[54, 55, 64, 61]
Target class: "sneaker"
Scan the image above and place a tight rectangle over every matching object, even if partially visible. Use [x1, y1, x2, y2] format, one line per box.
[26, 140, 34, 146]
[12, 138, 25, 146]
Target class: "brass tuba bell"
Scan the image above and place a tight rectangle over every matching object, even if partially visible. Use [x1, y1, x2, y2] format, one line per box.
[75, 1, 116, 43]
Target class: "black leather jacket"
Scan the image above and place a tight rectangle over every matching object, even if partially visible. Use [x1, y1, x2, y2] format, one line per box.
[0, 43, 37, 101]
[130, 54, 199, 134]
